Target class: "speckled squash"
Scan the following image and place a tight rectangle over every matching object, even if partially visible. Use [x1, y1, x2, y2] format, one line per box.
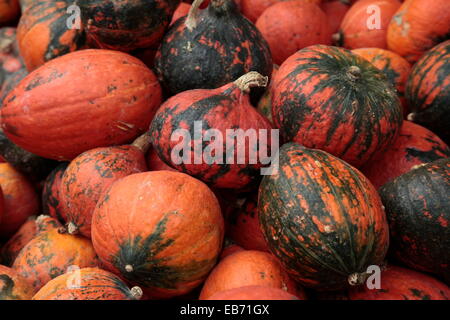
[0, 67, 27, 104]
[12, 215, 100, 291]
[1, 216, 37, 266]
[349, 265, 450, 300]
[0, 49, 162, 161]
[257, 64, 278, 124]
[155, 0, 272, 96]
[91, 171, 224, 299]
[33, 268, 143, 300]
[405, 40, 450, 144]
[42, 163, 69, 224]
[78, 0, 180, 52]
[271, 45, 403, 168]
[379, 158, 450, 284]
[225, 193, 269, 252]
[206, 285, 301, 300]
[0, 265, 34, 300]
[0, 0, 20, 26]
[0, 27, 24, 86]
[352, 47, 412, 116]
[361, 121, 450, 189]
[60, 133, 150, 238]
[199, 250, 305, 299]
[0, 163, 39, 238]
[256, 1, 331, 65]
[150, 72, 274, 189]
[258, 143, 390, 290]
[387, 0, 450, 63]
[334, 0, 401, 49]
[16, 1, 87, 71]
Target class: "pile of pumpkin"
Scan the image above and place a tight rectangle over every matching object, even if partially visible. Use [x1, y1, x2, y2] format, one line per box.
[0, 0, 449, 301]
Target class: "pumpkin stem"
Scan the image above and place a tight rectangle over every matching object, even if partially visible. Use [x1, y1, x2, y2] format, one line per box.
[131, 131, 152, 154]
[130, 286, 143, 300]
[348, 272, 369, 286]
[67, 221, 79, 235]
[346, 66, 361, 82]
[406, 113, 415, 121]
[234, 71, 268, 93]
[125, 264, 134, 273]
[185, 0, 205, 31]
[332, 31, 343, 46]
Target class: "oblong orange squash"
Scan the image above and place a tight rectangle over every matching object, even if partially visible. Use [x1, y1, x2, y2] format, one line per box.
[1, 215, 37, 266]
[0, 265, 34, 300]
[335, 0, 401, 49]
[199, 250, 305, 300]
[12, 215, 99, 292]
[0, 163, 39, 238]
[0, 49, 162, 161]
[91, 171, 224, 299]
[33, 268, 143, 300]
[206, 285, 301, 300]
[387, 0, 450, 63]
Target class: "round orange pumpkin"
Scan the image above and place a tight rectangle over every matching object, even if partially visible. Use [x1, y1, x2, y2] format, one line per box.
[0, 265, 34, 300]
[256, 1, 331, 65]
[321, 0, 351, 34]
[33, 267, 143, 300]
[12, 215, 99, 292]
[352, 47, 412, 116]
[335, 0, 401, 49]
[199, 250, 305, 300]
[146, 147, 177, 172]
[206, 285, 301, 300]
[241, 0, 322, 23]
[60, 133, 150, 238]
[1, 215, 37, 266]
[91, 171, 224, 299]
[387, 0, 450, 63]
[0, 163, 39, 238]
[0, 49, 162, 161]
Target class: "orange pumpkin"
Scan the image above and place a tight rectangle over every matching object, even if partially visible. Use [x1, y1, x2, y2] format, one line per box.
[387, 0, 450, 63]
[241, 0, 322, 23]
[146, 147, 177, 172]
[60, 133, 150, 238]
[170, 2, 191, 26]
[0, 0, 20, 26]
[220, 241, 245, 260]
[0, 163, 39, 238]
[335, 0, 402, 49]
[42, 163, 69, 224]
[12, 215, 99, 291]
[1, 216, 37, 266]
[199, 250, 305, 300]
[0, 265, 34, 300]
[321, 0, 351, 34]
[206, 285, 301, 300]
[0, 49, 162, 161]
[91, 171, 224, 299]
[352, 47, 412, 116]
[33, 268, 143, 300]
[256, 1, 331, 65]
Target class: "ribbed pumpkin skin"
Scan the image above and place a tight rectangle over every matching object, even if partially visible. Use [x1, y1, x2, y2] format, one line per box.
[13, 216, 100, 291]
[255, 1, 331, 66]
[336, 0, 401, 49]
[206, 285, 301, 300]
[405, 40, 450, 144]
[349, 265, 450, 300]
[352, 48, 412, 116]
[225, 193, 270, 252]
[33, 268, 141, 300]
[199, 250, 304, 300]
[155, 0, 272, 95]
[150, 77, 274, 189]
[1, 216, 37, 266]
[379, 158, 450, 284]
[0, 49, 162, 161]
[258, 143, 389, 290]
[91, 171, 224, 299]
[0, 265, 34, 300]
[60, 145, 148, 238]
[42, 163, 68, 224]
[387, 0, 450, 63]
[271, 45, 403, 168]
[78, 0, 180, 52]
[361, 121, 450, 189]
[0, 163, 39, 238]
[0, 0, 20, 26]
[17, 1, 87, 71]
